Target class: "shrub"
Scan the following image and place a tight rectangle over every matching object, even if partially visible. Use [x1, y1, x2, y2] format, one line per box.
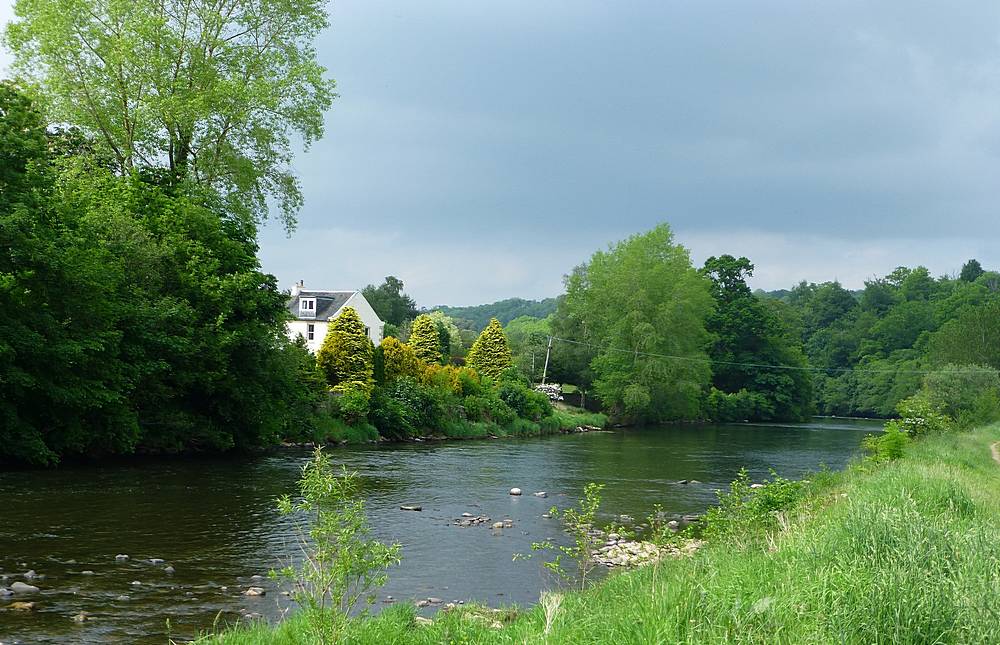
[316, 307, 374, 389]
[380, 337, 420, 383]
[332, 384, 371, 425]
[463, 393, 516, 426]
[703, 469, 808, 546]
[272, 449, 401, 641]
[894, 396, 952, 436]
[408, 314, 441, 364]
[862, 421, 909, 463]
[466, 318, 513, 381]
[921, 364, 1000, 430]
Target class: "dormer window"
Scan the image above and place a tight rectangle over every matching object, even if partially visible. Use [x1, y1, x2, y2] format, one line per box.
[299, 298, 316, 318]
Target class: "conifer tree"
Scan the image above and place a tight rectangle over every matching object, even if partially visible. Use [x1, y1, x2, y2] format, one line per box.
[316, 307, 373, 389]
[381, 337, 421, 381]
[467, 318, 513, 381]
[408, 314, 441, 364]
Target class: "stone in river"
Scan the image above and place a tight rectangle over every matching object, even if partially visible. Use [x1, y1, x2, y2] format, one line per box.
[23, 569, 38, 579]
[243, 587, 266, 596]
[81, 570, 95, 575]
[415, 599, 430, 608]
[0, 587, 12, 596]
[116, 595, 130, 601]
[400, 505, 422, 511]
[509, 488, 522, 496]
[533, 491, 547, 498]
[427, 597, 443, 604]
[11, 581, 39, 594]
[164, 566, 175, 574]
[115, 554, 129, 562]
[461, 512, 474, 517]
[131, 581, 142, 586]
[492, 522, 504, 529]
[72, 611, 91, 622]
[149, 558, 165, 565]
[9, 601, 35, 611]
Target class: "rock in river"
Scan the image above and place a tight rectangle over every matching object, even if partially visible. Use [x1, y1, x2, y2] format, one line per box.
[533, 491, 547, 498]
[400, 505, 422, 511]
[149, 558, 165, 565]
[115, 554, 129, 562]
[244, 587, 266, 597]
[509, 488, 522, 496]
[11, 581, 39, 594]
[9, 601, 35, 611]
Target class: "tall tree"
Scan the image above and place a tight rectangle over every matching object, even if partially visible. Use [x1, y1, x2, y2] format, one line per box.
[408, 314, 441, 364]
[379, 337, 420, 383]
[558, 223, 714, 421]
[701, 255, 813, 421]
[466, 318, 513, 381]
[960, 259, 985, 282]
[316, 308, 373, 390]
[5, 0, 335, 228]
[362, 276, 419, 327]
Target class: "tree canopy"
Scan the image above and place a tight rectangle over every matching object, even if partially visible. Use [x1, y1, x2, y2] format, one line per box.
[466, 319, 513, 382]
[5, 0, 335, 229]
[408, 314, 441, 364]
[362, 276, 419, 327]
[316, 307, 374, 391]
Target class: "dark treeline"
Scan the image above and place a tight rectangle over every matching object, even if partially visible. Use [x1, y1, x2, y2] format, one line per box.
[1, 83, 326, 466]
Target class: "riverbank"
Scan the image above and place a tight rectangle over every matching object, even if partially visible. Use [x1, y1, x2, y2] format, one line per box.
[201, 423, 1000, 644]
[313, 405, 608, 446]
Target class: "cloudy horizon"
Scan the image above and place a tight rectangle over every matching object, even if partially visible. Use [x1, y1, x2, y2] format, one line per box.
[3, 1, 998, 307]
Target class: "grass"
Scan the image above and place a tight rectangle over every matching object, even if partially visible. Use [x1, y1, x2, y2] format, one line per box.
[204, 425, 999, 644]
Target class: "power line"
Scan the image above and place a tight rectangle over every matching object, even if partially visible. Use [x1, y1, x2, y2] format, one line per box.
[547, 335, 962, 377]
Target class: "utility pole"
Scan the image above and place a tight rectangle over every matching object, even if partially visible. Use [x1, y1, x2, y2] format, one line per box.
[541, 336, 554, 385]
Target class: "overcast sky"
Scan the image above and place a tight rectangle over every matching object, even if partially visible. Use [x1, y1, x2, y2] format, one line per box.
[3, 1, 1000, 306]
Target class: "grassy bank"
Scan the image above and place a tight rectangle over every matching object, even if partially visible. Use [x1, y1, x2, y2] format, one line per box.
[203, 425, 1000, 644]
[314, 406, 608, 445]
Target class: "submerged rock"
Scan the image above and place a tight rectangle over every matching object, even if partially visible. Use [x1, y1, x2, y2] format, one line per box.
[492, 522, 504, 529]
[11, 581, 39, 594]
[72, 611, 91, 622]
[533, 491, 547, 498]
[164, 566, 175, 574]
[23, 569, 38, 580]
[9, 601, 35, 611]
[509, 488, 522, 496]
[400, 505, 422, 511]
[0, 587, 12, 597]
[115, 554, 129, 562]
[243, 587, 266, 597]
[149, 558, 165, 565]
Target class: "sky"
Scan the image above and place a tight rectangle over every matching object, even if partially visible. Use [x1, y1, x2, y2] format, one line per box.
[3, 1, 1000, 306]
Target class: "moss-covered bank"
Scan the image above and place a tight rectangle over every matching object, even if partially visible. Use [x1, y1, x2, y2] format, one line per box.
[202, 425, 1000, 644]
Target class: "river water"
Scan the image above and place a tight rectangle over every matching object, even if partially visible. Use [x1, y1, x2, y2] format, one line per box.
[0, 419, 881, 643]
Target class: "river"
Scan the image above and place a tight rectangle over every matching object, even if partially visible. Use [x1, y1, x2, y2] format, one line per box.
[0, 418, 881, 643]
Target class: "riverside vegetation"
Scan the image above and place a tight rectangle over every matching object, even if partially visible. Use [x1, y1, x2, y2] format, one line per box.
[201, 377, 1000, 644]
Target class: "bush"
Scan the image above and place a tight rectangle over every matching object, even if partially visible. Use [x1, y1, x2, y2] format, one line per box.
[705, 387, 771, 422]
[463, 393, 517, 426]
[894, 396, 952, 436]
[862, 421, 909, 463]
[703, 469, 808, 546]
[921, 364, 1000, 430]
[332, 385, 371, 426]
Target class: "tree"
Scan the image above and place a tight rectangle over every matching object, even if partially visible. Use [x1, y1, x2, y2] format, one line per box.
[506, 316, 552, 381]
[5, 0, 335, 229]
[960, 259, 985, 283]
[466, 318, 514, 381]
[558, 223, 714, 421]
[316, 308, 373, 390]
[362, 276, 419, 327]
[379, 337, 420, 382]
[701, 255, 813, 421]
[930, 301, 1000, 370]
[407, 314, 441, 364]
[426, 310, 463, 358]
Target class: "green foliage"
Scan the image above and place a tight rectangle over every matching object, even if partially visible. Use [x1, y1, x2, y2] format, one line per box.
[408, 314, 442, 364]
[505, 315, 552, 381]
[271, 449, 401, 641]
[959, 258, 984, 282]
[558, 223, 714, 421]
[521, 482, 607, 590]
[703, 469, 808, 547]
[434, 298, 558, 331]
[920, 364, 1000, 429]
[862, 422, 909, 463]
[379, 337, 420, 383]
[929, 300, 1000, 370]
[701, 255, 813, 421]
[6, 0, 335, 229]
[893, 396, 952, 437]
[466, 318, 514, 381]
[361, 276, 418, 327]
[426, 310, 464, 358]
[316, 307, 374, 390]
[1, 84, 323, 464]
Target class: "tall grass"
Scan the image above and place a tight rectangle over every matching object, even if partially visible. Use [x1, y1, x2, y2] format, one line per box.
[203, 425, 999, 645]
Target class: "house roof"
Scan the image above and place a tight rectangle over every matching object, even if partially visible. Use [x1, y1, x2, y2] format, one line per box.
[287, 290, 356, 320]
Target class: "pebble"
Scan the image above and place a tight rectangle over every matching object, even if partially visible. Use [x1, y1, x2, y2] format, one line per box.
[0, 587, 12, 597]
[72, 612, 91, 623]
[533, 491, 547, 498]
[23, 570, 38, 580]
[492, 522, 504, 529]
[164, 566, 175, 574]
[115, 554, 129, 562]
[243, 587, 266, 597]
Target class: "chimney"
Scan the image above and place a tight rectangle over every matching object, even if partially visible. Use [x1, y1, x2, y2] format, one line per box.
[291, 279, 304, 296]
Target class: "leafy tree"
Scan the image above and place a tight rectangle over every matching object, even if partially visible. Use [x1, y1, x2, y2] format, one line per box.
[317, 307, 373, 390]
[408, 314, 441, 364]
[434, 297, 558, 331]
[929, 300, 1000, 370]
[960, 259, 985, 282]
[362, 276, 418, 327]
[558, 223, 714, 421]
[506, 315, 552, 381]
[701, 255, 813, 421]
[426, 310, 463, 358]
[379, 337, 420, 383]
[5, 0, 335, 228]
[466, 318, 514, 381]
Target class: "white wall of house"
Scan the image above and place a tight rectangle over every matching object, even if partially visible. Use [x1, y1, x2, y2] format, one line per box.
[286, 291, 384, 353]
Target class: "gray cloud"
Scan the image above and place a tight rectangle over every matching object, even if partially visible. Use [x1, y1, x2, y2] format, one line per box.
[5, 1, 1000, 304]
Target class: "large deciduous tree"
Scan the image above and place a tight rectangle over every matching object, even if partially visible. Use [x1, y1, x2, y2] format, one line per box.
[362, 276, 419, 327]
[701, 255, 813, 421]
[558, 223, 713, 421]
[5, 0, 335, 229]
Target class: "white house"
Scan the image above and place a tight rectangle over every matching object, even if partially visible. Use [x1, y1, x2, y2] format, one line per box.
[286, 281, 384, 352]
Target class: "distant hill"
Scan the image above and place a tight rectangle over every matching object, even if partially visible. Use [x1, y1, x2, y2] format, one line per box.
[432, 297, 558, 331]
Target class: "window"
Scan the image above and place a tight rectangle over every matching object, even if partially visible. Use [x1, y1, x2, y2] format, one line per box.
[299, 298, 316, 317]
[307, 323, 315, 341]
[364, 326, 370, 338]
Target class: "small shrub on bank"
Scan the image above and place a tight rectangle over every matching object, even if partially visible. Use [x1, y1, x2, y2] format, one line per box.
[862, 421, 909, 463]
[703, 469, 807, 546]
